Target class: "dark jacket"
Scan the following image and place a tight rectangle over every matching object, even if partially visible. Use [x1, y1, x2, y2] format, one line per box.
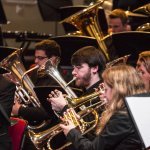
[0, 75, 16, 145]
[59, 80, 104, 150]
[67, 111, 142, 150]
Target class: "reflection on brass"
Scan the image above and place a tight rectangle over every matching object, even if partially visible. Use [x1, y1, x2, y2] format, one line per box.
[0, 49, 40, 107]
[125, 10, 148, 17]
[106, 54, 130, 68]
[45, 57, 77, 99]
[60, 0, 110, 61]
[136, 23, 150, 32]
[28, 82, 106, 150]
[133, 3, 150, 16]
[28, 92, 106, 150]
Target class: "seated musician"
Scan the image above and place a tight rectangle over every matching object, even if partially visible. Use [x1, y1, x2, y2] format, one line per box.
[108, 9, 131, 34]
[48, 46, 106, 116]
[59, 65, 146, 150]
[136, 51, 150, 92]
[48, 46, 106, 149]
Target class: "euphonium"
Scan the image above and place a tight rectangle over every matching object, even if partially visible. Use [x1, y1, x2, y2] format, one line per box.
[45, 57, 77, 99]
[60, 0, 109, 60]
[28, 90, 106, 150]
[0, 47, 40, 107]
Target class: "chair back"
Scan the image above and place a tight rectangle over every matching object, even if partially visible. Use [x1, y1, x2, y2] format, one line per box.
[8, 117, 27, 150]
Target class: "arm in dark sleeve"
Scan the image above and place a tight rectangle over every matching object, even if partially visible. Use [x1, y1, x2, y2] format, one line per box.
[18, 106, 49, 122]
[66, 113, 139, 150]
[59, 104, 69, 116]
[67, 128, 95, 150]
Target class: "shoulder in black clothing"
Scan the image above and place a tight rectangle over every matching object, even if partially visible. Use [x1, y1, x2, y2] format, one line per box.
[67, 112, 142, 150]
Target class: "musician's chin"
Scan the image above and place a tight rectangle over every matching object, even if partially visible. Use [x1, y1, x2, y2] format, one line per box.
[75, 79, 85, 88]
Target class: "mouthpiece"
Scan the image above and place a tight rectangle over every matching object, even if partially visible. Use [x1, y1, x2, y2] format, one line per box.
[65, 77, 76, 87]
[21, 65, 39, 84]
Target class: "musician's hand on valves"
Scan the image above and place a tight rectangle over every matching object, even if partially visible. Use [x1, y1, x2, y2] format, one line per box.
[60, 108, 80, 136]
[12, 97, 21, 115]
[60, 119, 75, 136]
[47, 89, 68, 112]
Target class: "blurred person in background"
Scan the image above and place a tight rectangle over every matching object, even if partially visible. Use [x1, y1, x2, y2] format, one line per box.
[136, 51, 150, 92]
[108, 9, 131, 34]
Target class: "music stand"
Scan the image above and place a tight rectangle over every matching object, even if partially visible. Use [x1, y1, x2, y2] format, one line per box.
[37, 0, 73, 35]
[34, 86, 82, 116]
[125, 93, 150, 149]
[37, 0, 73, 21]
[34, 86, 65, 117]
[51, 35, 99, 66]
[104, 31, 150, 65]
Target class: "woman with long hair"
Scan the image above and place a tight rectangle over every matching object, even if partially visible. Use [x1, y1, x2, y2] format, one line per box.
[60, 65, 146, 150]
[136, 51, 150, 92]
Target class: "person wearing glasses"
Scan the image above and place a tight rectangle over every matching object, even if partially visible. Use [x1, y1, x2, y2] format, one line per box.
[31, 39, 61, 86]
[12, 39, 62, 150]
[136, 51, 150, 92]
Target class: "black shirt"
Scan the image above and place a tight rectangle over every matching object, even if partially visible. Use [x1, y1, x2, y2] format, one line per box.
[0, 75, 16, 141]
[67, 111, 142, 150]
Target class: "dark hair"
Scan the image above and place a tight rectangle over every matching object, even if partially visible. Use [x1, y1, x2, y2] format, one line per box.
[71, 46, 106, 74]
[35, 39, 61, 58]
[109, 9, 128, 25]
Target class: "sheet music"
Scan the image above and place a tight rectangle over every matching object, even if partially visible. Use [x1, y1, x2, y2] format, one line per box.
[125, 97, 150, 148]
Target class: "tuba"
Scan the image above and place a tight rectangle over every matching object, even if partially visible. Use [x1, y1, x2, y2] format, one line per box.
[60, 0, 110, 61]
[28, 89, 106, 150]
[0, 47, 40, 107]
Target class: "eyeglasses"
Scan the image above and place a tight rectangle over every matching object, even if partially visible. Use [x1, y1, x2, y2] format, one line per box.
[34, 56, 48, 60]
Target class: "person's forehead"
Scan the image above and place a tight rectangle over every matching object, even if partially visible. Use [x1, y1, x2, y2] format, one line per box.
[35, 49, 46, 55]
[73, 63, 89, 67]
[109, 18, 122, 24]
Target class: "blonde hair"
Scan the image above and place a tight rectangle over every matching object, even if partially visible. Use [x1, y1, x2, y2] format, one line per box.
[96, 65, 146, 134]
[138, 51, 150, 74]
